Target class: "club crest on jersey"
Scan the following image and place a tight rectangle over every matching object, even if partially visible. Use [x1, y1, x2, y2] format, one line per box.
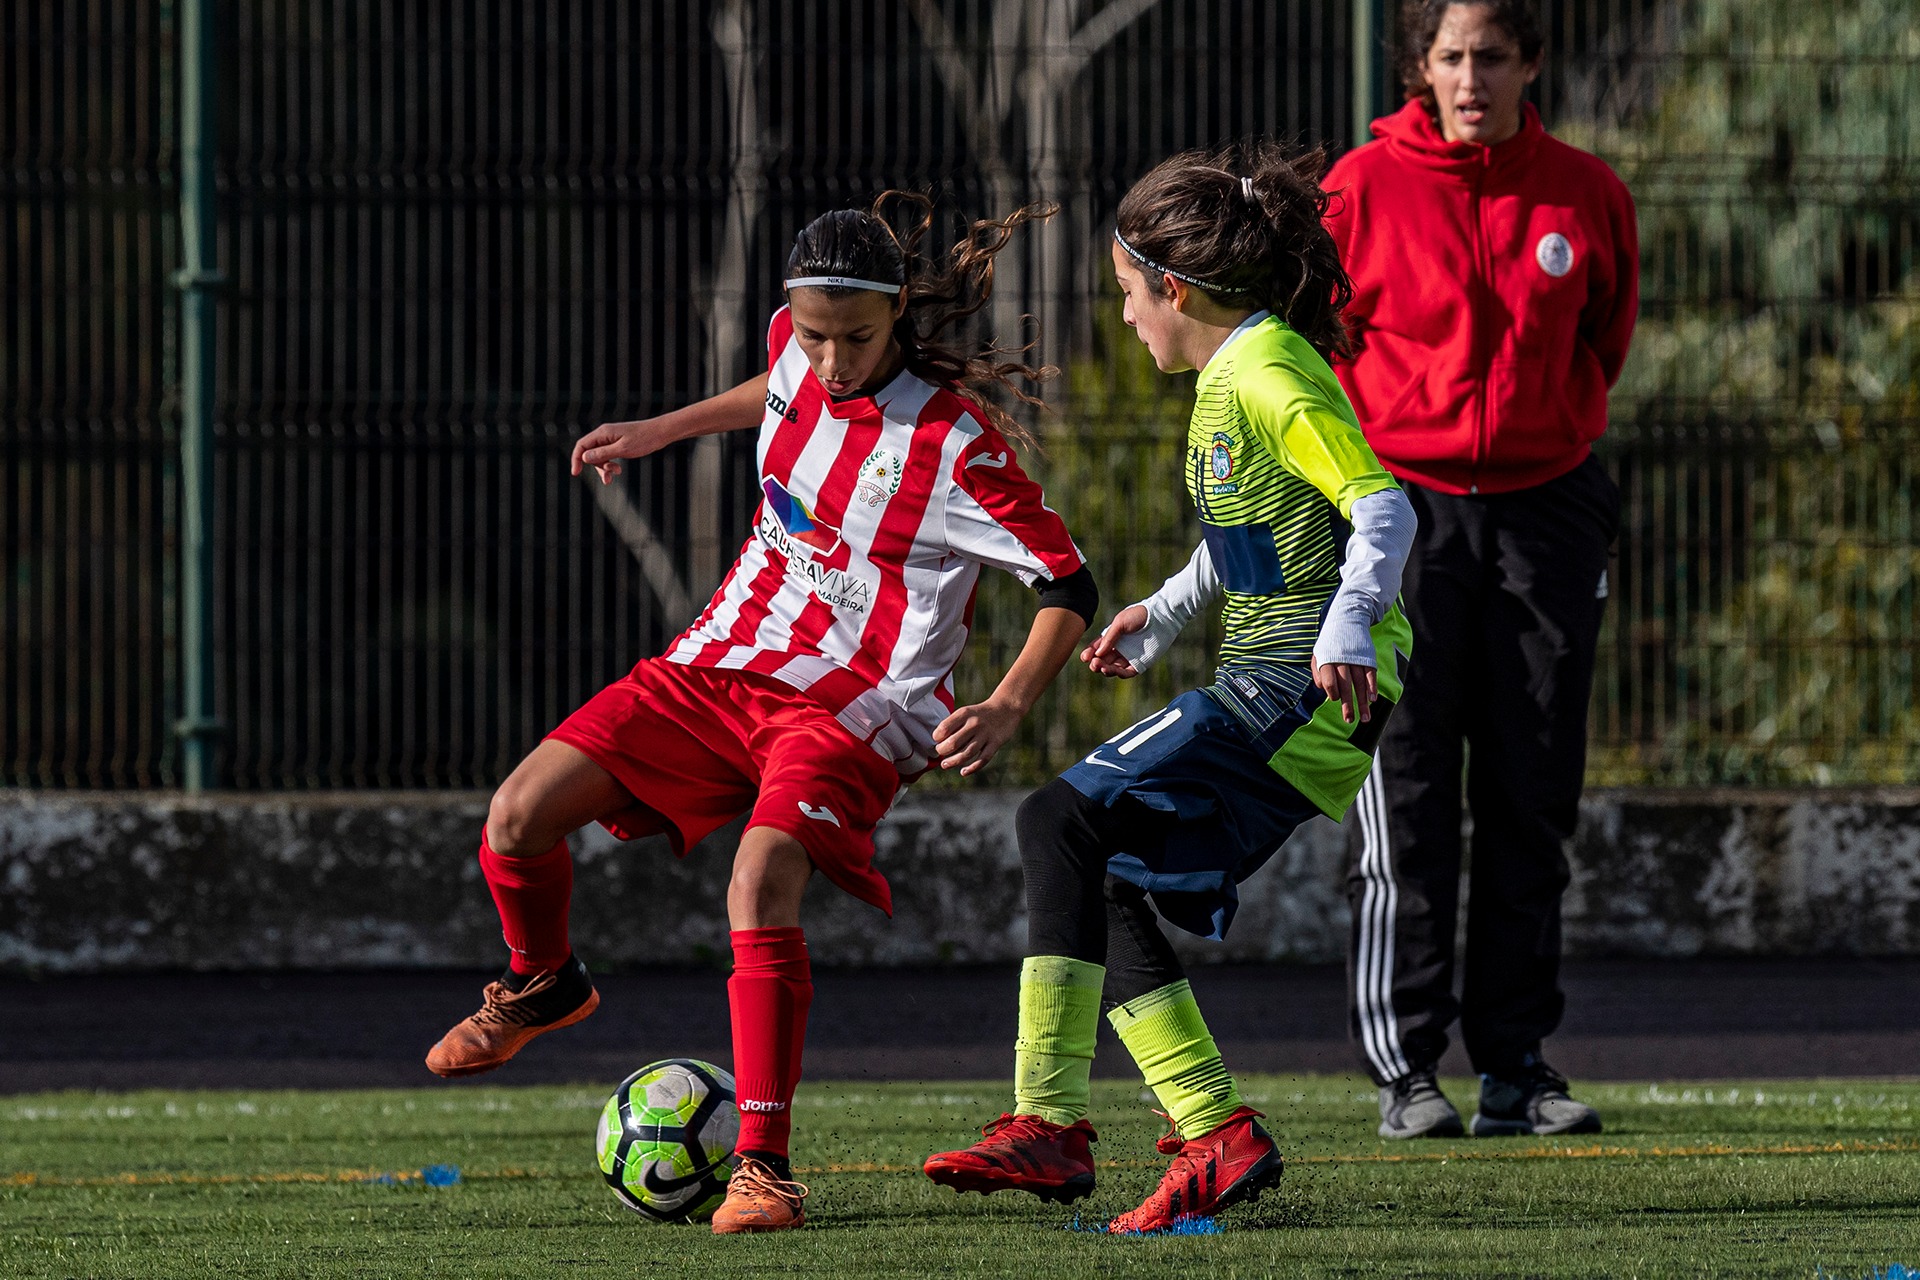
[758, 476, 874, 613]
[855, 446, 905, 507]
[1535, 231, 1574, 278]
[1210, 432, 1236, 481]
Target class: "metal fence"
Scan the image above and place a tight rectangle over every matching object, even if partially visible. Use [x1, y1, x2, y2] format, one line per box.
[4, 0, 1916, 789]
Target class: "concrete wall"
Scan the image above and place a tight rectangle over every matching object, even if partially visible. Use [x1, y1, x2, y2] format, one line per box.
[2, 788, 1917, 972]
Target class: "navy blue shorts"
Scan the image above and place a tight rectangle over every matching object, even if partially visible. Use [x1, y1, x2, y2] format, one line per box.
[1059, 689, 1323, 941]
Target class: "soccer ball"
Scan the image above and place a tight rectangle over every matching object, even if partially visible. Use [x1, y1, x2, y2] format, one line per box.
[594, 1058, 739, 1223]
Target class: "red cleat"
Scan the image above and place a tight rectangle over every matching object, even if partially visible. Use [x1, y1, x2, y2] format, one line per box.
[923, 1113, 1098, 1204]
[1107, 1107, 1284, 1234]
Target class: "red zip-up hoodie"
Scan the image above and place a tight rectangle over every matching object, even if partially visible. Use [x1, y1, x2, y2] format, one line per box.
[1325, 101, 1638, 495]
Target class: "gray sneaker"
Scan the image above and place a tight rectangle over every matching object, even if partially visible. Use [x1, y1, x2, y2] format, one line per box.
[1470, 1055, 1602, 1137]
[1377, 1068, 1465, 1139]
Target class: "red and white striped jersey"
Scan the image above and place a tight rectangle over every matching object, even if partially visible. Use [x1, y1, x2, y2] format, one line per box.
[663, 307, 1085, 774]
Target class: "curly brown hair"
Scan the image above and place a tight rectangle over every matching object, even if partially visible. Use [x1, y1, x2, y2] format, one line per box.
[1113, 139, 1354, 360]
[786, 192, 1058, 448]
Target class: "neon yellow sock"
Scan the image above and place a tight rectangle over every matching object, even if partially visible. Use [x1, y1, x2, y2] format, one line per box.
[1107, 979, 1243, 1140]
[1012, 956, 1105, 1125]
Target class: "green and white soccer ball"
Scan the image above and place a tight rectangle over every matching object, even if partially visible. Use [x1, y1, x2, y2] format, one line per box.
[595, 1058, 739, 1223]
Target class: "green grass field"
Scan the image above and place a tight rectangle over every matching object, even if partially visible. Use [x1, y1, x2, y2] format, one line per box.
[3, 1076, 1917, 1279]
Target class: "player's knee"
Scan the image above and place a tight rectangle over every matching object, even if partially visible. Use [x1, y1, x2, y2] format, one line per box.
[727, 834, 810, 926]
[1016, 778, 1093, 874]
[1015, 778, 1071, 848]
[485, 783, 548, 860]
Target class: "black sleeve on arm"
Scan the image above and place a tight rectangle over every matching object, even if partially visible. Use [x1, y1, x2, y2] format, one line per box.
[1033, 564, 1099, 629]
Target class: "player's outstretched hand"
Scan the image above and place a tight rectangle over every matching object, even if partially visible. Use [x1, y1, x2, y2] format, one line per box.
[1082, 604, 1148, 678]
[933, 697, 1023, 777]
[1314, 661, 1378, 724]
[570, 419, 679, 485]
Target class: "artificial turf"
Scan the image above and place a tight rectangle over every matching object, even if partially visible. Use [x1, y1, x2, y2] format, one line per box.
[2, 1076, 1916, 1279]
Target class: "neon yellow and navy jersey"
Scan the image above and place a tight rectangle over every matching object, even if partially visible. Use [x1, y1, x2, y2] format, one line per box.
[1186, 311, 1414, 818]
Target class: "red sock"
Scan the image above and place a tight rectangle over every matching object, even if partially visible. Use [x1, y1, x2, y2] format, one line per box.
[728, 927, 813, 1159]
[478, 830, 573, 975]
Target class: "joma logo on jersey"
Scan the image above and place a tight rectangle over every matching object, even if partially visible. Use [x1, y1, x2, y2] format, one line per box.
[764, 389, 800, 423]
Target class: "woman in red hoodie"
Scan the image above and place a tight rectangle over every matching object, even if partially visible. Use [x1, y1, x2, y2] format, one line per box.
[1324, 0, 1636, 1141]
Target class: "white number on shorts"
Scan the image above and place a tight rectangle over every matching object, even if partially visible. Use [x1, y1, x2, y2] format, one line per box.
[1084, 706, 1185, 767]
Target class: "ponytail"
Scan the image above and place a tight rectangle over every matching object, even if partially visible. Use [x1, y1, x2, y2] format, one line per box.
[786, 192, 1059, 448]
[1113, 140, 1355, 361]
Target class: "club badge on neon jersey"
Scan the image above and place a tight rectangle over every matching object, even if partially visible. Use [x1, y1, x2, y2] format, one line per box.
[1209, 431, 1240, 495]
[758, 476, 875, 613]
[1210, 432, 1236, 480]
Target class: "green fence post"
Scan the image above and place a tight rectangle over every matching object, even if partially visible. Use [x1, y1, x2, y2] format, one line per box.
[1353, 0, 1391, 147]
[174, 0, 224, 789]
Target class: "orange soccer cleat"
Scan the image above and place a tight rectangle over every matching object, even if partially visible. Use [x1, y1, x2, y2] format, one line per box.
[1107, 1107, 1284, 1234]
[923, 1112, 1099, 1204]
[711, 1157, 809, 1234]
[423, 956, 599, 1078]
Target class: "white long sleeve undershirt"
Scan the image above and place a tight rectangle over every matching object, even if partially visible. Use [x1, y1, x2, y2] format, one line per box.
[1108, 486, 1417, 674]
[1111, 540, 1221, 673]
[1313, 486, 1417, 669]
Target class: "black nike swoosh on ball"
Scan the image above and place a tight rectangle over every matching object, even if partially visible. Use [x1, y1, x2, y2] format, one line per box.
[641, 1163, 720, 1195]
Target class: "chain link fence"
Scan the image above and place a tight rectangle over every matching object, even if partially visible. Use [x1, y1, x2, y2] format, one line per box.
[4, 0, 1916, 789]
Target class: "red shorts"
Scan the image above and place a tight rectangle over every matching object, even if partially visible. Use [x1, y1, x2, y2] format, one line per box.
[546, 658, 903, 914]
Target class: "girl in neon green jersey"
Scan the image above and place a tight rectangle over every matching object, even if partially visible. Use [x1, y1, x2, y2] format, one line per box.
[926, 140, 1417, 1233]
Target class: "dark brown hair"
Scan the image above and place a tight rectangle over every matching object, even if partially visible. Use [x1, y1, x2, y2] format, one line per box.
[786, 192, 1058, 447]
[1113, 139, 1354, 360]
[1397, 0, 1544, 109]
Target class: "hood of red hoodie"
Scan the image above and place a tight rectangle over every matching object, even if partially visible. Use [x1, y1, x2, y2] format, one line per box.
[1370, 98, 1544, 179]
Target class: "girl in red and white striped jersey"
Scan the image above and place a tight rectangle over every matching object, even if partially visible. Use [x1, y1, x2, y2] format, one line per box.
[424, 193, 1098, 1235]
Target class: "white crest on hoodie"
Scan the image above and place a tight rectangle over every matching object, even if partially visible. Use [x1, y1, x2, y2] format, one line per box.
[1535, 232, 1574, 278]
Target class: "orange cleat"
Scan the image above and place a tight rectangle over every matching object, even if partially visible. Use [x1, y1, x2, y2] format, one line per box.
[923, 1113, 1098, 1204]
[424, 956, 599, 1078]
[711, 1157, 809, 1234]
[1107, 1107, 1284, 1234]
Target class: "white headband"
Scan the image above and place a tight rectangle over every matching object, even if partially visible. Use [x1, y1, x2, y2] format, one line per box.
[1241, 176, 1255, 201]
[785, 275, 903, 294]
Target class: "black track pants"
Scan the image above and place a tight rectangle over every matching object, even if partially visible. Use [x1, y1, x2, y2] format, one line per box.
[1346, 455, 1618, 1083]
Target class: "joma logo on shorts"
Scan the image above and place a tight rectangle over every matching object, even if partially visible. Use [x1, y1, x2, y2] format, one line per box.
[799, 802, 841, 827]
